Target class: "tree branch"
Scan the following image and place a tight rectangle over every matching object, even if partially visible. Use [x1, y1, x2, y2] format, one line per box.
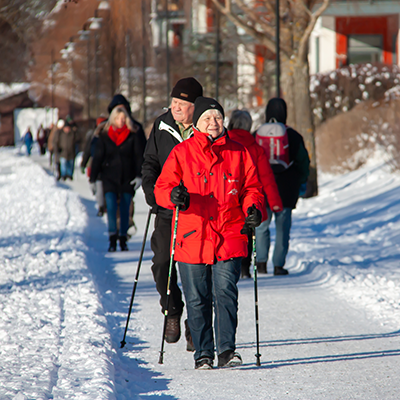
[298, 0, 330, 62]
[210, 0, 277, 53]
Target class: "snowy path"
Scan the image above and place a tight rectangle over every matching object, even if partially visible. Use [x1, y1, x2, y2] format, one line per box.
[1, 148, 399, 399]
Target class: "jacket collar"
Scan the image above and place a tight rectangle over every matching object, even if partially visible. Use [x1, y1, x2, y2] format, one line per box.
[192, 127, 227, 150]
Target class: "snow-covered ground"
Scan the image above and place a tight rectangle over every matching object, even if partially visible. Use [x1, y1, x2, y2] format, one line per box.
[0, 147, 399, 399]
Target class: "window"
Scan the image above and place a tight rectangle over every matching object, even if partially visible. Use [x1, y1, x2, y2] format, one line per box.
[348, 35, 383, 64]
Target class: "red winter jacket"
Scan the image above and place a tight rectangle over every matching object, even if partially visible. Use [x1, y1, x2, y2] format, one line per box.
[228, 129, 283, 213]
[154, 128, 265, 265]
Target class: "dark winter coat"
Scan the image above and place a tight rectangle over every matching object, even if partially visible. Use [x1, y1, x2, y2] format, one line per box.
[141, 109, 184, 217]
[90, 124, 145, 195]
[263, 98, 310, 209]
[154, 128, 264, 264]
[81, 121, 107, 169]
[53, 129, 77, 161]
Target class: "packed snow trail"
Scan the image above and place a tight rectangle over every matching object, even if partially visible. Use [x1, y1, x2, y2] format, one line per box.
[0, 147, 399, 399]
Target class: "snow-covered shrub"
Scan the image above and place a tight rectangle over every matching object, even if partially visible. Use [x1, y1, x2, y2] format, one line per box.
[310, 63, 400, 127]
[316, 97, 400, 173]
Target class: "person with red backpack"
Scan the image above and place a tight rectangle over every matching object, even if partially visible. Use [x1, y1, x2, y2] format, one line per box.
[227, 109, 283, 278]
[254, 98, 310, 275]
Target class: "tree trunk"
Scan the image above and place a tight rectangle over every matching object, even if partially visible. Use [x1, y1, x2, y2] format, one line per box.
[281, 56, 318, 197]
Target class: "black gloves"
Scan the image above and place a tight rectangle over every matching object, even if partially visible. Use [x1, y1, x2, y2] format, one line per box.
[170, 182, 190, 211]
[240, 204, 262, 234]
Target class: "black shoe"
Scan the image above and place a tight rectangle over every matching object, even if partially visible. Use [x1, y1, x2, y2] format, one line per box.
[119, 236, 129, 251]
[240, 264, 251, 279]
[274, 266, 289, 275]
[165, 315, 181, 343]
[185, 319, 195, 352]
[195, 357, 213, 370]
[257, 262, 267, 274]
[108, 234, 117, 252]
[97, 210, 104, 217]
[217, 350, 243, 368]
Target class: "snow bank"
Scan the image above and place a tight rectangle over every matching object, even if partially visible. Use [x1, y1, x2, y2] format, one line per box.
[293, 156, 400, 330]
[0, 149, 116, 400]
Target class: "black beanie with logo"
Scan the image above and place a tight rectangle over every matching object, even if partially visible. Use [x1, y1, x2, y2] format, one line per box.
[170, 77, 203, 104]
[192, 96, 225, 127]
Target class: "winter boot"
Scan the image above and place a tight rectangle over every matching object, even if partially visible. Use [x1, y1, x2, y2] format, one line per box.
[256, 262, 267, 274]
[274, 266, 289, 276]
[119, 235, 129, 251]
[195, 356, 213, 370]
[185, 319, 195, 352]
[108, 234, 118, 252]
[217, 350, 243, 368]
[165, 315, 181, 343]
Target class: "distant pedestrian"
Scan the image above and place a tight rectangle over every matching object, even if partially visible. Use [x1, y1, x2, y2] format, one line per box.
[90, 106, 145, 252]
[81, 117, 107, 217]
[23, 127, 33, 156]
[227, 109, 283, 278]
[37, 124, 46, 155]
[255, 98, 310, 275]
[48, 120, 63, 179]
[53, 120, 77, 181]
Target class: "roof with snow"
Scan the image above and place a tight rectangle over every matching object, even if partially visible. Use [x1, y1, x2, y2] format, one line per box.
[0, 83, 31, 102]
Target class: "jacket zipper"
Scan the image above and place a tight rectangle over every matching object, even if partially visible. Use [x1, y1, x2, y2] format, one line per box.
[183, 229, 197, 238]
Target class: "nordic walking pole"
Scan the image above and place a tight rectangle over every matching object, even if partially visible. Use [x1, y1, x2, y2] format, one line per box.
[252, 228, 262, 366]
[120, 208, 152, 348]
[158, 204, 180, 364]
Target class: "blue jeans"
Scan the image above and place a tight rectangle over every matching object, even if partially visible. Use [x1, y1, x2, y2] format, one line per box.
[59, 158, 74, 178]
[255, 207, 292, 267]
[178, 258, 241, 361]
[104, 192, 132, 236]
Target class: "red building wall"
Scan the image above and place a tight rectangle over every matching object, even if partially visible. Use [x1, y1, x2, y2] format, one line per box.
[336, 15, 399, 67]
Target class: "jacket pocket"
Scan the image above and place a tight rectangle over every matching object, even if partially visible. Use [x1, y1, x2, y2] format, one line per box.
[193, 169, 206, 194]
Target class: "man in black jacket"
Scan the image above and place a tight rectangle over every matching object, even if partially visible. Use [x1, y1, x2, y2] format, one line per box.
[142, 77, 203, 349]
[255, 98, 310, 276]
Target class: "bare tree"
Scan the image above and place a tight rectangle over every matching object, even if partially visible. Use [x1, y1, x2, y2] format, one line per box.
[210, 0, 330, 196]
[0, 0, 57, 81]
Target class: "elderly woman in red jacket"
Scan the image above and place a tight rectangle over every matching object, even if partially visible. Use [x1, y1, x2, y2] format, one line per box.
[228, 109, 283, 278]
[154, 97, 264, 370]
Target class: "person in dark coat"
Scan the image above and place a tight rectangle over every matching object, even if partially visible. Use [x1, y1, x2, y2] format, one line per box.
[53, 120, 77, 180]
[37, 125, 46, 155]
[23, 127, 33, 156]
[141, 77, 203, 349]
[81, 117, 107, 216]
[90, 106, 145, 252]
[255, 98, 310, 275]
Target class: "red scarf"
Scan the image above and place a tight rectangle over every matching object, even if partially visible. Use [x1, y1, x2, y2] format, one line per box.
[108, 124, 130, 146]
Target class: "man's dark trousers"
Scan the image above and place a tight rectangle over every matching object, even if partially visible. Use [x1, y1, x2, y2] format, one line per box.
[151, 214, 184, 317]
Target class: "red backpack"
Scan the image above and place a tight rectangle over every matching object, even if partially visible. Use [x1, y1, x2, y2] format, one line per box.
[255, 118, 293, 171]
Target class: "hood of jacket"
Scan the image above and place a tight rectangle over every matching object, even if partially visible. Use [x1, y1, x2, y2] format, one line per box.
[227, 128, 256, 148]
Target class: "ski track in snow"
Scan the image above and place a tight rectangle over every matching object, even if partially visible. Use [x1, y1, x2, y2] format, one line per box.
[0, 147, 400, 399]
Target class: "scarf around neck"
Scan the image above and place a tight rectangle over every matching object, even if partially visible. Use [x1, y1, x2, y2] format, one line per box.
[108, 124, 130, 146]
